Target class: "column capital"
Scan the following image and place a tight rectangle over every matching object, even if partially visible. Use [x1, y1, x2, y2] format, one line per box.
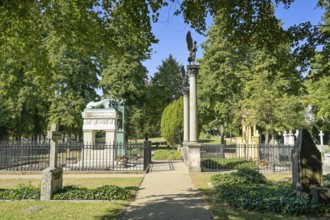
[182, 87, 189, 96]
[182, 75, 190, 95]
[187, 64, 200, 76]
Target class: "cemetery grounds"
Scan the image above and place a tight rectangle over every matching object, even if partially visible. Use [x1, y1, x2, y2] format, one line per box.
[1, 136, 330, 219]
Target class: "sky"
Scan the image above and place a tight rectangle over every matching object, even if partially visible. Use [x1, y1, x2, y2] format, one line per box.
[143, 1, 325, 78]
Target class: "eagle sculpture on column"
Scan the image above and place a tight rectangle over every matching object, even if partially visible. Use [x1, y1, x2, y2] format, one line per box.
[186, 31, 197, 64]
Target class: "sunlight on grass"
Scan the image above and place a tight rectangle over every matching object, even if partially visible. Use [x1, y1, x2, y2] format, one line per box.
[0, 200, 127, 220]
[263, 173, 292, 183]
[152, 149, 183, 160]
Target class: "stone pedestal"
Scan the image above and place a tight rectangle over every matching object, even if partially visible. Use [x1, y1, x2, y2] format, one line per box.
[185, 142, 202, 172]
[311, 187, 330, 204]
[41, 167, 63, 200]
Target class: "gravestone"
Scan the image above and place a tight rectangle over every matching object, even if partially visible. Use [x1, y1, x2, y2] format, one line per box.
[41, 124, 63, 200]
[291, 128, 322, 194]
[319, 131, 324, 146]
[288, 130, 295, 146]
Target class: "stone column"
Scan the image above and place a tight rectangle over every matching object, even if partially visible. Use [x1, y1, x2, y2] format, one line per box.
[83, 130, 96, 145]
[183, 77, 190, 143]
[188, 65, 199, 143]
[187, 64, 201, 172]
[106, 130, 116, 144]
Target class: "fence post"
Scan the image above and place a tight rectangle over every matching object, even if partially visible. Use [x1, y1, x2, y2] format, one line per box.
[144, 141, 151, 170]
[20, 143, 24, 171]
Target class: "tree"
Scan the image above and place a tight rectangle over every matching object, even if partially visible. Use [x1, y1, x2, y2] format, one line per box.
[148, 55, 183, 136]
[198, 11, 255, 136]
[237, 51, 305, 142]
[199, 8, 305, 143]
[0, 0, 323, 140]
[161, 97, 183, 145]
[305, 1, 330, 131]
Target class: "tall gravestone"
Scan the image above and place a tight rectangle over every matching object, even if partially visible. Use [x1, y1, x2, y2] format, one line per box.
[292, 128, 322, 194]
[41, 124, 63, 200]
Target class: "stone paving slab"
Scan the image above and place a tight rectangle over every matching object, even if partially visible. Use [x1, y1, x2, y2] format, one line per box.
[121, 161, 213, 220]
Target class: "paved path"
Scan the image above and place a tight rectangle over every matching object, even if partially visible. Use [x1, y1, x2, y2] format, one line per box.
[121, 161, 213, 220]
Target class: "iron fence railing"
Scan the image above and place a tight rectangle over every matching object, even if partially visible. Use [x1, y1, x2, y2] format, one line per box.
[201, 143, 294, 173]
[0, 141, 152, 172]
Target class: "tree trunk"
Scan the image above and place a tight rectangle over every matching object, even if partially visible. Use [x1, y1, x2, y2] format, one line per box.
[265, 133, 269, 144]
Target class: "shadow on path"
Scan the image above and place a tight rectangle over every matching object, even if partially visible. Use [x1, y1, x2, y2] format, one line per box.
[119, 161, 213, 220]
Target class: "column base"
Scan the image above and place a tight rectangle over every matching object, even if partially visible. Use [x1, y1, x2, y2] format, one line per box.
[183, 142, 202, 172]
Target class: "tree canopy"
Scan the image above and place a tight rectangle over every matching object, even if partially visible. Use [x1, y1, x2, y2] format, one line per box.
[0, 0, 328, 141]
[198, 6, 306, 142]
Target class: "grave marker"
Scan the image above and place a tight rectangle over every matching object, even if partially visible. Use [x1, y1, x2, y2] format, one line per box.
[319, 131, 324, 146]
[40, 124, 63, 200]
[291, 128, 322, 194]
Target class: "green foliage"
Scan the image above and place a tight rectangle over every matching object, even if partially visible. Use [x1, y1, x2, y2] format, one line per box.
[160, 97, 183, 145]
[152, 150, 183, 160]
[0, 0, 325, 141]
[202, 158, 259, 170]
[147, 54, 183, 137]
[199, 9, 305, 140]
[305, 2, 330, 131]
[0, 184, 136, 201]
[211, 169, 267, 186]
[211, 171, 329, 216]
[0, 184, 40, 200]
[53, 185, 135, 201]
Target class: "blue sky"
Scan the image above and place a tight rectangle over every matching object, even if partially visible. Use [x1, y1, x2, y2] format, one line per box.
[143, 1, 324, 78]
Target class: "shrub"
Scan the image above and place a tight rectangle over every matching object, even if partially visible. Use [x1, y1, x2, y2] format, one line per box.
[160, 97, 183, 145]
[0, 184, 136, 201]
[202, 158, 258, 170]
[0, 184, 40, 200]
[53, 185, 135, 201]
[211, 169, 267, 186]
[211, 170, 329, 216]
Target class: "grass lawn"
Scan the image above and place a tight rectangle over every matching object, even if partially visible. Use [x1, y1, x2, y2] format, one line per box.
[190, 172, 326, 220]
[0, 176, 143, 220]
[0, 200, 126, 220]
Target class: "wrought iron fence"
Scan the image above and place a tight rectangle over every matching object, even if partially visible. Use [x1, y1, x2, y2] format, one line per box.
[201, 143, 294, 172]
[0, 141, 152, 172]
